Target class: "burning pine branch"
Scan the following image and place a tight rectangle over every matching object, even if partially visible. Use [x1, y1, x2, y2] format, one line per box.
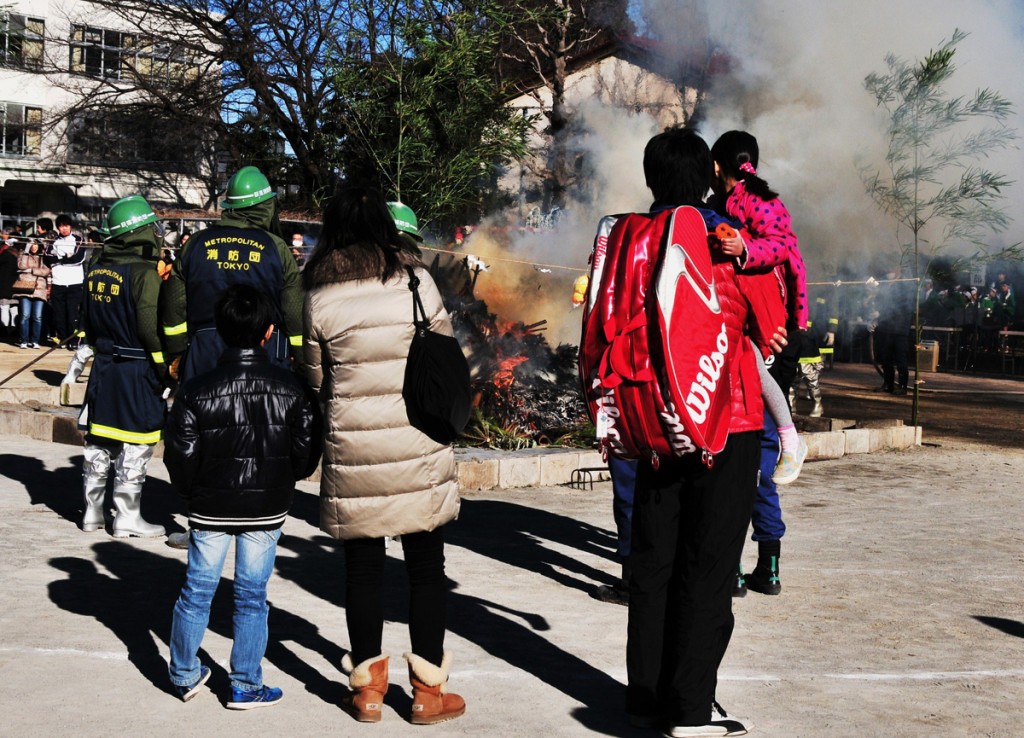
[425, 253, 590, 449]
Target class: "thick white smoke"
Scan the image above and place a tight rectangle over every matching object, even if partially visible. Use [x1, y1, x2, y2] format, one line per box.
[635, 0, 1024, 276]
[468, 0, 1024, 341]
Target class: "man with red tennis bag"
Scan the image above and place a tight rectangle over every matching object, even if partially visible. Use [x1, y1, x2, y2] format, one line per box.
[579, 206, 785, 467]
[579, 205, 732, 467]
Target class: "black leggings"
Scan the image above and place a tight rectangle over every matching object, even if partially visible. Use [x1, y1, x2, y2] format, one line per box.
[343, 526, 447, 666]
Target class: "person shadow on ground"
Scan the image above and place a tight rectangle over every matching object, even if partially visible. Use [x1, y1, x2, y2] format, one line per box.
[0, 452, 181, 533]
[32, 368, 64, 387]
[973, 615, 1024, 639]
[272, 505, 634, 736]
[48, 540, 348, 705]
[446, 497, 623, 594]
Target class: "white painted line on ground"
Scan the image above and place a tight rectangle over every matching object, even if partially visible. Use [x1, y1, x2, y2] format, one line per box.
[7, 647, 1024, 684]
[0, 646, 128, 661]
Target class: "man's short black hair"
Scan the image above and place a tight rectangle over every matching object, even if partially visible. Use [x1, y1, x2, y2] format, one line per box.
[643, 126, 713, 207]
[215, 284, 275, 349]
[56, 214, 74, 228]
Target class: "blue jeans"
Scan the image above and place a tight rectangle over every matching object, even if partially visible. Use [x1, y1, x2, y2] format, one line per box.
[752, 411, 786, 541]
[608, 457, 637, 559]
[169, 528, 281, 691]
[18, 296, 44, 344]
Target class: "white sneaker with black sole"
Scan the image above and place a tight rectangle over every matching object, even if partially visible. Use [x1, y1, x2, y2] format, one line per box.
[666, 701, 751, 737]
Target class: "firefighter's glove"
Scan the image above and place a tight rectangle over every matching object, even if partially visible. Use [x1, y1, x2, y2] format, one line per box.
[825, 331, 835, 347]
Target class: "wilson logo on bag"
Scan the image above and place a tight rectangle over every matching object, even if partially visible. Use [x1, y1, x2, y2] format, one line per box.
[578, 206, 732, 466]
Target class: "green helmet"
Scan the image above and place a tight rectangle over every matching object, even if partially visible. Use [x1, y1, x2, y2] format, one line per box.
[106, 195, 157, 239]
[94, 216, 110, 238]
[387, 201, 422, 242]
[220, 166, 276, 209]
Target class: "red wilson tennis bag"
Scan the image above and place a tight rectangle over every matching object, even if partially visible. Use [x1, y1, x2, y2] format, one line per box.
[579, 206, 732, 466]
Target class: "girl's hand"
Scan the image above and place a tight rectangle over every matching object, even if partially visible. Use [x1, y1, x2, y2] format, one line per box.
[719, 235, 746, 257]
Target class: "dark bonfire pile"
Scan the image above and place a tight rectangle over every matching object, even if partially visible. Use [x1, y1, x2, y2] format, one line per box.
[425, 252, 592, 448]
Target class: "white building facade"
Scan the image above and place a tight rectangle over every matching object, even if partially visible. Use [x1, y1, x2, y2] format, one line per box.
[0, 1, 211, 226]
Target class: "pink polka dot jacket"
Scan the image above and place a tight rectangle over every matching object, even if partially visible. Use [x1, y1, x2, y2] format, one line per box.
[727, 180, 808, 330]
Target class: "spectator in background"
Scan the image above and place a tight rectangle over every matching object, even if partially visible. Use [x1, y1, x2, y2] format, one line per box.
[47, 214, 87, 346]
[0, 238, 18, 338]
[997, 280, 1015, 329]
[157, 249, 175, 280]
[290, 233, 306, 269]
[873, 270, 914, 395]
[16, 240, 49, 348]
[35, 217, 57, 244]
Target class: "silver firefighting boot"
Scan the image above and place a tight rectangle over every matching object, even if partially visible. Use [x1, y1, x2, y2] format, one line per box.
[806, 362, 824, 417]
[111, 443, 164, 538]
[82, 443, 111, 532]
[61, 343, 94, 406]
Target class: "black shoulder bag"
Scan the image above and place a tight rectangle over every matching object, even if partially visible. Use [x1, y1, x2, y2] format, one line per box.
[403, 266, 471, 444]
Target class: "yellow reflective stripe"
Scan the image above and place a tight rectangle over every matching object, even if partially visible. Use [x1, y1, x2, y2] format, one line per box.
[163, 322, 188, 336]
[820, 348, 834, 355]
[75, 329, 86, 338]
[828, 318, 839, 325]
[88, 424, 161, 444]
[151, 352, 165, 364]
[816, 297, 826, 304]
[288, 334, 302, 347]
[798, 355, 822, 364]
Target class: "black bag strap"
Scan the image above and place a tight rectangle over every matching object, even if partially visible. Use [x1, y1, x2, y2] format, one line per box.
[405, 265, 429, 328]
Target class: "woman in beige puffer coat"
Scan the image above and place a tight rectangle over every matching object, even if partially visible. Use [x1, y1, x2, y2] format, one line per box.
[301, 186, 465, 725]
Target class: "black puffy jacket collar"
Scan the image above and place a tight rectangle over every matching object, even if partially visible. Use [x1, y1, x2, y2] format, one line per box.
[217, 346, 271, 367]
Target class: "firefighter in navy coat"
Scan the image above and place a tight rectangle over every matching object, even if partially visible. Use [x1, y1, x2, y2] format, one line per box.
[159, 165, 303, 385]
[80, 195, 168, 537]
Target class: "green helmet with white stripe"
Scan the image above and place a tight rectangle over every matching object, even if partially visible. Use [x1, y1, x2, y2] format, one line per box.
[387, 201, 423, 242]
[220, 166, 276, 210]
[106, 195, 157, 239]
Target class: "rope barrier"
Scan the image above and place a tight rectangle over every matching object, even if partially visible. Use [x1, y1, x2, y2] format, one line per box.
[419, 245, 585, 274]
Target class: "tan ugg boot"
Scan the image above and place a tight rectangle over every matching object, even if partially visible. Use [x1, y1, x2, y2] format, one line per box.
[405, 651, 466, 725]
[341, 654, 389, 722]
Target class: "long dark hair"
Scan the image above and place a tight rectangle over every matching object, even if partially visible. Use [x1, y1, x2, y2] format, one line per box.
[711, 130, 778, 201]
[304, 185, 409, 287]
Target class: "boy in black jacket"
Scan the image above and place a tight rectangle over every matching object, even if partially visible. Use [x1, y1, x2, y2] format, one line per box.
[165, 284, 321, 709]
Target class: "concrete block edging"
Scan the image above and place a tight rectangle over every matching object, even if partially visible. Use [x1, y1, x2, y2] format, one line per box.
[0, 403, 921, 491]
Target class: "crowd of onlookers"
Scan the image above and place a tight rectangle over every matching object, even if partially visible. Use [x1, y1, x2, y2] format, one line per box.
[0, 216, 99, 349]
[0, 215, 311, 350]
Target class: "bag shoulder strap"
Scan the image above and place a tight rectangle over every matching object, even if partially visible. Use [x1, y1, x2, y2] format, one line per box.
[405, 265, 429, 328]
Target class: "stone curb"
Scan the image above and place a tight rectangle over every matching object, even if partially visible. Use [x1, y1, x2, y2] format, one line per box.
[0, 403, 920, 490]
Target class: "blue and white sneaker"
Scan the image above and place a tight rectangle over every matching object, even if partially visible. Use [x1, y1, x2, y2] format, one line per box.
[226, 685, 284, 710]
[173, 665, 211, 703]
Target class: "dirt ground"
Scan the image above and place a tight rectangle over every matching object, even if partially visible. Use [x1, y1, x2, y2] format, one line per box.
[809, 362, 1024, 448]
[2, 354, 1024, 737]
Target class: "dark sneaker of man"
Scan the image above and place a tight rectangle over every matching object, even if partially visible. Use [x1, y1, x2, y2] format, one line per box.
[590, 580, 629, 606]
[667, 701, 752, 737]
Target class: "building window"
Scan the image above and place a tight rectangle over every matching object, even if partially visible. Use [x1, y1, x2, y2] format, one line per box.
[0, 103, 42, 157]
[0, 14, 44, 70]
[70, 25, 128, 79]
[67, 112, 199, 174]
[70, 25, 197, 84]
